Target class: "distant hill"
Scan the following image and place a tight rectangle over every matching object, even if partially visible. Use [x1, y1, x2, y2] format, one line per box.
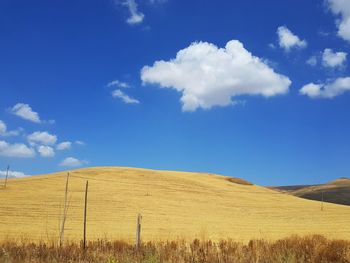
[1, 167, 350, 243]
[271, 177, 350, 206]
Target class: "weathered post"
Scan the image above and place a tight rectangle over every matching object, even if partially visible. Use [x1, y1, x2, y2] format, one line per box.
[4, 165, 9, 189]
[321, 191, 324, 211]
[136, 213, 142, 249]
[83, 180, 89, 250]
[59, 172, 70, 246]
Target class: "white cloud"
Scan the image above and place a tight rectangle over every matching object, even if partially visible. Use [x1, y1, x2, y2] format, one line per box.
[322, 48, 347, 68]
[75, 140, 85, 145]
[327, 0, 350, 42]
[27, 131, 57, 146]
[0, 120, 20, 137]
[0, 170, 29, 178]
[300, 83, 324, 98]
[107, 80, 130, 88]
[277, 26, 307, 51]
[59, 157, 85, 167]
[306, 56, 318, 66]
[268, 43, 276, 49]
[37, 145, 55, 157]
[0, 141, 35, 158]
[57, 141, 72, 151]
[9, 103, 41, 123]
[122, 0, 144, 25]
[141, 40, 291, 112]
[300, 77, 350, 98]
[0, 121, 5, 135]
[112, 89, 140, 104]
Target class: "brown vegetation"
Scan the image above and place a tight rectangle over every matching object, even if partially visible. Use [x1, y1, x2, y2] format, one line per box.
[225, 177, 253, 185]
[1, 235, 350, 263]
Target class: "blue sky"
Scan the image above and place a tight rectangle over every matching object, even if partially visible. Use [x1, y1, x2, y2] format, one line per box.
[0, 0, 349, 185]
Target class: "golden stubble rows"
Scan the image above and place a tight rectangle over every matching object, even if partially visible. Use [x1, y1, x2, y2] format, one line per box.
[0, 167, 350, 243]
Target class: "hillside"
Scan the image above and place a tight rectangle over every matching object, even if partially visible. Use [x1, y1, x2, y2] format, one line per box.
[272, 178, 350, 206]
[1, 167, 350, 243]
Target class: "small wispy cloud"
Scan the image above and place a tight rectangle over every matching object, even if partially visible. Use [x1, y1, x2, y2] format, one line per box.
[322, 48, 347, 68]
[0, 169, 30, 178]
[27, 131, 57, 146]
[0, 120, 21, 137]
[306, 49, 348, 68]
[107, 80, 130, 88]
[9, 103, 54, 124]
[306, 56, 318, 66]
[59, 157, 87, 167]
[122, 0, 145, 25]
[268, 43, 276, 49]
[300, 77, 350, 99]
[37, 145, 55, 158]
[9, 103, 41, 123]
[0, 140, 36, 158]
[277, 26, 307, 52]
[112, 89, 140, 104]
[57, 141, 72, 151]
[75, 140, 85, 146]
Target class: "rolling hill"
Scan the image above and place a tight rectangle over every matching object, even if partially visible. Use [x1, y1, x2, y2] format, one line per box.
[0, 167, 350, 243]
[272, 177, 350, 206]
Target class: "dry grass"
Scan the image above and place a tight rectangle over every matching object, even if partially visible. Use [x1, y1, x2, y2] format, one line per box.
[1, 235, 350, 263]
[1, 167, 350, 243]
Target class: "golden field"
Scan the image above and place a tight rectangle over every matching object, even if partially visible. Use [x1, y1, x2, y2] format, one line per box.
[0, 167, 350, 243]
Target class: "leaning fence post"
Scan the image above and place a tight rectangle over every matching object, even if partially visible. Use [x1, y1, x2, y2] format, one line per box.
[136, 213, 142, 248]
[4, 165, 9, 189]
[83, 180, 89, 250]
[59, 172, 70, 246]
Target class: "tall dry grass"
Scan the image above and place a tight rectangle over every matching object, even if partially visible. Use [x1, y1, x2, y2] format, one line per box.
[1, 235, 350, 263]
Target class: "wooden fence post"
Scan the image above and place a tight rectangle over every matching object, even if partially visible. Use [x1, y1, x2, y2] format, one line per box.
[4, 165, 9, 189]
[136, 213, 142, 248]
[321, 191, 324, 211]
[59, 172, 70, 246]
[83, 180, 89, 250]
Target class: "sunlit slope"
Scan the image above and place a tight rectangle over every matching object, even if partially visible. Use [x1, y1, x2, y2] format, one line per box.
[0, 167, 350, 242]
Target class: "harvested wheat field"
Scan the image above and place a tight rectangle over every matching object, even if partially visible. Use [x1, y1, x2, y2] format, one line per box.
[0, 167, 349, 243]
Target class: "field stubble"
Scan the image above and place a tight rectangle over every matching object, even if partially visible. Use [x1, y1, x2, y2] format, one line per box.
[1, 167, 350, 242]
